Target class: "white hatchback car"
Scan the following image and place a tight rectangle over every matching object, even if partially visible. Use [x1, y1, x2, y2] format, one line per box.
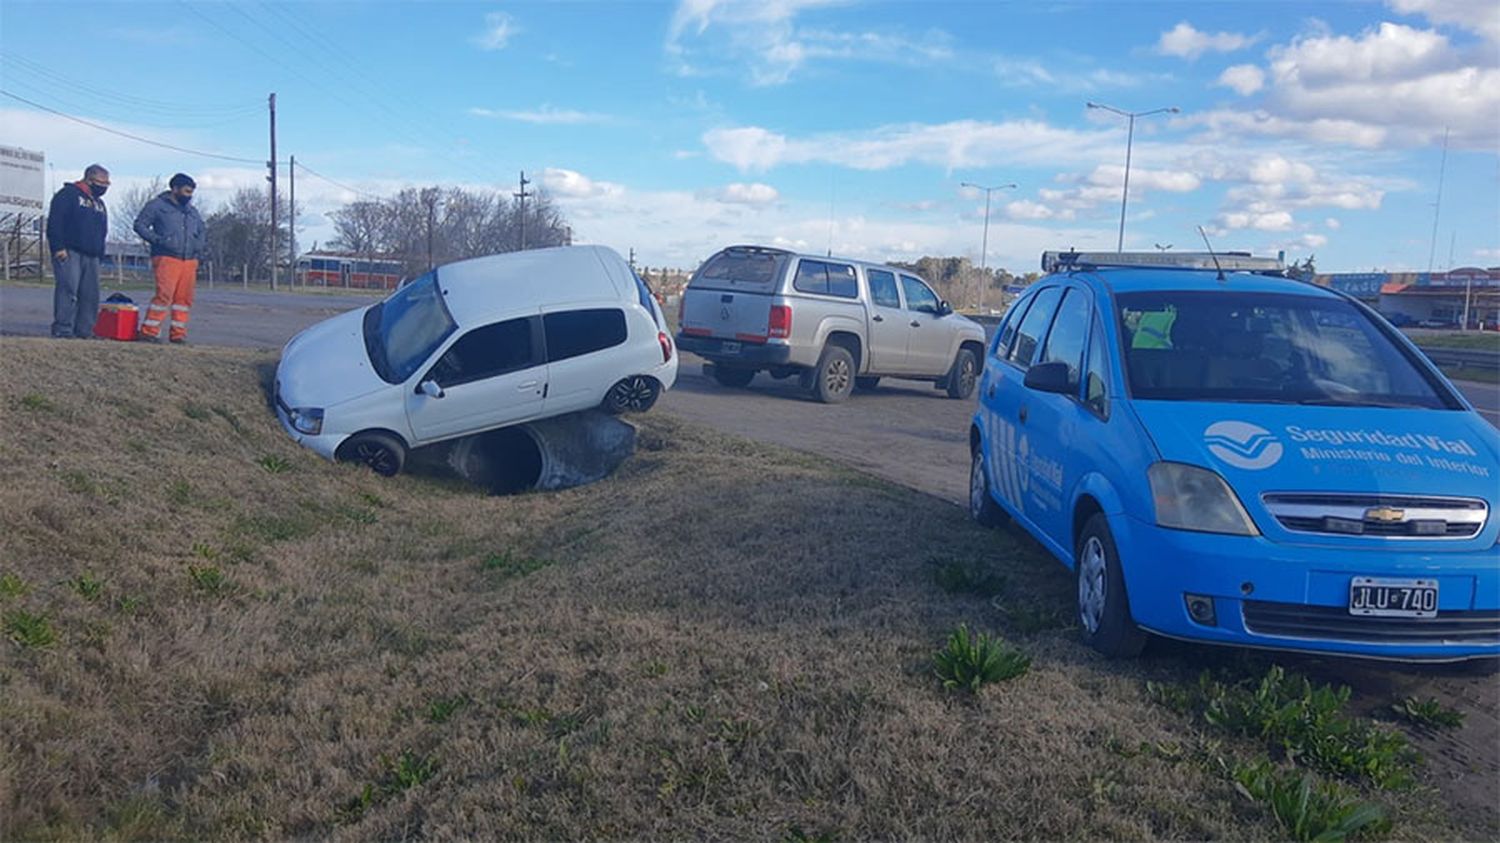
[274, 245, 678, 475]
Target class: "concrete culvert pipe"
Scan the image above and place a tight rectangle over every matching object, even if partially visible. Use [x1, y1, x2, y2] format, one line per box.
[446, 410, 637, 495]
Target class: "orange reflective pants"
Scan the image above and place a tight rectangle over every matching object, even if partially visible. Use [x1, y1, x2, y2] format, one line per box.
[141, 257, 198, 341]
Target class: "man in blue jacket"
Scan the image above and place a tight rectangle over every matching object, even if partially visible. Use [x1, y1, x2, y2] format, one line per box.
[45, 164, 110, 338]
[133, 173, 206, 343]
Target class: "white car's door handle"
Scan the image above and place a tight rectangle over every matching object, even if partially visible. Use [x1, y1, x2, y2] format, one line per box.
[518, 381, 539, 390]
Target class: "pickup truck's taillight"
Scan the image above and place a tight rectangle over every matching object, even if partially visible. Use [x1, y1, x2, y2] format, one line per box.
[768, 305, 792, 339]
[658, 331, 673, 362]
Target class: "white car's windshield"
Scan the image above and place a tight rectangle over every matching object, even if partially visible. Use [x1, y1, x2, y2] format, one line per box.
[1117, 290, 1459, 409]
[363, 271, 456, 383]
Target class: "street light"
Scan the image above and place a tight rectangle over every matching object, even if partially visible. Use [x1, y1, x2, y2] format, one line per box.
[1087, 102, 1179, 252]
[960, 181, 1016, 313]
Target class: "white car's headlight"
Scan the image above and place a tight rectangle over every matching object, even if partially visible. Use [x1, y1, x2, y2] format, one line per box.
[289, 407, 324, 436]
[1148, 462, 1259, 536]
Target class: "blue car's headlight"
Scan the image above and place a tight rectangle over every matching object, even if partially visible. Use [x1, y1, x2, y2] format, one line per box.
[289, 407, 324, 436]
[1148, 462, 1259, 536]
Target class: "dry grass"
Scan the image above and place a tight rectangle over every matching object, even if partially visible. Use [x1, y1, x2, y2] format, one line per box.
[0, 337, 1482, 840]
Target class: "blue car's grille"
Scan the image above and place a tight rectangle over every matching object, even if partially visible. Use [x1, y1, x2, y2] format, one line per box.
[1262, 493, 1487, 540]
[1243, 601, 1500, 645]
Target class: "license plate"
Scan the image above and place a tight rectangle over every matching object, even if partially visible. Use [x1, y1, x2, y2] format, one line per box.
[720, 341, 741, 355]
[1349, 576, 1438, 618]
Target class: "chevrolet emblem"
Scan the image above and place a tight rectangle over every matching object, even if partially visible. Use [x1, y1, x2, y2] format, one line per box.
[1364, 506, 1406, 523]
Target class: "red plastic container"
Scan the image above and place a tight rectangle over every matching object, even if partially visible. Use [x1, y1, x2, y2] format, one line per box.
[93, 304, 139, 341]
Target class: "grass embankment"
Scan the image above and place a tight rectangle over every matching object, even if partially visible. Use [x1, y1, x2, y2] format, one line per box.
[1404, 330, 1500, 352]
[0, 338, 1488, 840]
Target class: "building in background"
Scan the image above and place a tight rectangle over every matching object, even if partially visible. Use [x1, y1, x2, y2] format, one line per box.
[0, 145, 45, 280]
[1315, 268, 1500, 330]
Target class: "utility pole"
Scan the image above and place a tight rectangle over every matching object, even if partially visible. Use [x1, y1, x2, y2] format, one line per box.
[288, 154, 296, 286]
[267, 92, 278, 291]
[959, 181, 1016, 313]
[422, 187, 438, 272]
[514, 170, 530, 251]
[1425, 127, 1449, 282]
[1087, 102, 1179, 251]
[628, 247, 636, 272]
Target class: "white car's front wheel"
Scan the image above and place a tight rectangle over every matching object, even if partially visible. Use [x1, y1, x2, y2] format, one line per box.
[337, 431, 407, 477]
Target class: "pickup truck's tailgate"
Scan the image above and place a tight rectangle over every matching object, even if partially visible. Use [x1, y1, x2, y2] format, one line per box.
[681, 288, 774, 342]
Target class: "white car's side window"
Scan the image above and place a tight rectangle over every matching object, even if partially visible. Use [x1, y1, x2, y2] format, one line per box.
[430, 318, 538, 387]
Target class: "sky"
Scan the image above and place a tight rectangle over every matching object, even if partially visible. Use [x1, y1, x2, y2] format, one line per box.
[1, 0, 1497, 273]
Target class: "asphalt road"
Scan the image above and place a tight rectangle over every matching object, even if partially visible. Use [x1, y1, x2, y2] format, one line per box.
[3, 282, 1496, 504]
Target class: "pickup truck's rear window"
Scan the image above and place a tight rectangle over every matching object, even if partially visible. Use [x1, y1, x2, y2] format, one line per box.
[688, 249, 789, 293]
[794, 260, 859, 299]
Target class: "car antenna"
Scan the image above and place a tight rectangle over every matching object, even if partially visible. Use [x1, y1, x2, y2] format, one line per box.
[1196, 225, 1226, 281]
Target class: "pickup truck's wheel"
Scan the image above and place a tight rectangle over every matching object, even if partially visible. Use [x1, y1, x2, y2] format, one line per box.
[812, 346, 855, 403]
[945, 348, 979, 399]
[602, 376, 659, 414]
[969, 447, 1009, 528]
[1077, 514, 1147, 658]
[854, 376, 881, 391]
[711, 366, 756, 388]
[337, 431, 407, 477]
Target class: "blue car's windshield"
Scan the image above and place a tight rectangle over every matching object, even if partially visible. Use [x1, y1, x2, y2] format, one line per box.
[1116, 291, 1458, 409]
[363, 271, 456, 384]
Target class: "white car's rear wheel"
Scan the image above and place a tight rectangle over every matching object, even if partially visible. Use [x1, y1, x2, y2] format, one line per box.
[603, 376, 660, 414]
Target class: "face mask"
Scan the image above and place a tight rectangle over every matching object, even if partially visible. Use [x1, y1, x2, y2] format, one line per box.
[90, 183, 108, 197]
[176, 193, 193, 206]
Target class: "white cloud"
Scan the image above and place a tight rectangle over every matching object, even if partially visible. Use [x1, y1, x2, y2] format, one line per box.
[1155, 22, 1261, 59]
[475, 12, 518, 50]
[468, 106, 611, 125]
[1005, 199, 1073, 222]
[994, 59, 1166, 92]
[1085, 164, 1201, 193]
[1263, 22, 1499, 148]
[1217, 64, 1266, 95]
[1325, 217, 1342, 229]
[698, 182, 780, 205]
[666, 0, 951, 85]
[1388, 0, 1500, 43]
[1218, 209, 1296, 231]
[703, 119, 1123, 173]
[540, 167, 623, 199]
[1472, 247, 1500, 260]
[1175, 109, 1392, 148]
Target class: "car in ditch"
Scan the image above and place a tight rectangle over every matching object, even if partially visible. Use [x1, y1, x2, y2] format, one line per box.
[969, 250, 1500, 662]
[274, 245, 677, 476]
[675, 245, 988, 402]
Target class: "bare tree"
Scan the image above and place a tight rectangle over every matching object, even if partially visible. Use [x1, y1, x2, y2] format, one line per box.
[110, 178, 164, 245]
[323, 185, 574, 277]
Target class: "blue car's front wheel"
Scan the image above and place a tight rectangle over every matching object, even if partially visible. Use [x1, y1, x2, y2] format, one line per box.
[1077, 514, 1146, 658]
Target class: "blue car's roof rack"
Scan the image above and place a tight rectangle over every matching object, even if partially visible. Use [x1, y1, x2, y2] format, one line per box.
[1041, 250, 1286, 275]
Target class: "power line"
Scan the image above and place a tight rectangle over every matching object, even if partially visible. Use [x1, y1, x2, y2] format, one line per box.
[0, 53, 263, 118]
[0, 89, 266, 164]
[293, 160, 384, 201]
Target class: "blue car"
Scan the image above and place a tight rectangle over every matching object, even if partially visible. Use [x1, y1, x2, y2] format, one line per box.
[970, 252, 1499, 662]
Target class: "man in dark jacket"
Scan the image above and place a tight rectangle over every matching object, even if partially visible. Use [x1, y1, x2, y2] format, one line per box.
[133, 173, 206, 343]
[45, 164, 110, 338]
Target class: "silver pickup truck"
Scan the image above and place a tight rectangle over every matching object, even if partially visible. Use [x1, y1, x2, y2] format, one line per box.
[676, 245, 989, 403]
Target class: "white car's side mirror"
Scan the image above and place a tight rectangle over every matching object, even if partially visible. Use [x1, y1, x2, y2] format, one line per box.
[418, 380, 445, 399]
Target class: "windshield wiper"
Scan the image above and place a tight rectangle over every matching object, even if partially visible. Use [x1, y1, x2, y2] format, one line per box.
[1296, 397, 1416, 409]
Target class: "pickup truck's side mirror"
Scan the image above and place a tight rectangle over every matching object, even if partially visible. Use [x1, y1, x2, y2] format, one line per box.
[937, 300, 953, 316]
[1022, 361, 1072, 394]
[417, 379, 445, 399]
